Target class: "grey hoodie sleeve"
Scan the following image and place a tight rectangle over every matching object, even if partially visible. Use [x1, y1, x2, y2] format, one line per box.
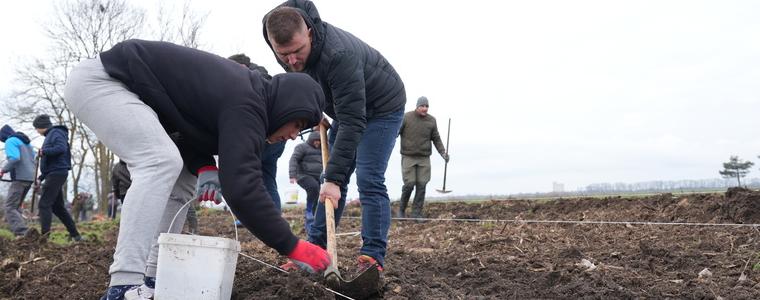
[2, 158, 19, 173]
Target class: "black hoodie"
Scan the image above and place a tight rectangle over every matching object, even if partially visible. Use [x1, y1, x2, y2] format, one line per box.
[100, 39, 325, 254]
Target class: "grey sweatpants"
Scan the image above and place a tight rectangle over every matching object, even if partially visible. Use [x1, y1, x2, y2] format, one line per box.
[3, 181, 31, 236]
[64, 56, 196, 287]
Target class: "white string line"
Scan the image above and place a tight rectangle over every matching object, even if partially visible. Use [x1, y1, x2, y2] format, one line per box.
[238, 252, 356, 300]
[336, 231, 361, 236]
[239, 252, 288, 273]
[337, 216, 760, 227]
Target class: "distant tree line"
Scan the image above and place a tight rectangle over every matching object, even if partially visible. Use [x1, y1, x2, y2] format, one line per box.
[419, 176, 759, 203]
[581, 177, 758, 194]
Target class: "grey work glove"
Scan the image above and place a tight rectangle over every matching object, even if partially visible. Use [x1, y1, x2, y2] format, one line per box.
[196, 166, 222, 204]
[443, 153, 450, 163]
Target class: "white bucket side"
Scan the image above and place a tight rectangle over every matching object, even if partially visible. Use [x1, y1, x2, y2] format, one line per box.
[154, 233, 241, 300]
[284, 187, 299, 204]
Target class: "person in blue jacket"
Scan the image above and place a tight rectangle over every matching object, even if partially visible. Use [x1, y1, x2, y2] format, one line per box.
[0, 124, 36, 236]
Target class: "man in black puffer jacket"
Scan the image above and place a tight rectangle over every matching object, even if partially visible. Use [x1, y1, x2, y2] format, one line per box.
[264, 0, 406, 273]
[64, 39, 331, 300]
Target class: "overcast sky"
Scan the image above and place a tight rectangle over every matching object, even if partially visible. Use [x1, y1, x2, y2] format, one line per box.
[2, 0, 760, 199]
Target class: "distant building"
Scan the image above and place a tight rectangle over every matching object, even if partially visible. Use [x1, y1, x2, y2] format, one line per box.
[552, 182, 565, 193]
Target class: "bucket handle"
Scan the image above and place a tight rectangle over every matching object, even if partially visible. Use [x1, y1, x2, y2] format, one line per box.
[168, 199, 239, 242]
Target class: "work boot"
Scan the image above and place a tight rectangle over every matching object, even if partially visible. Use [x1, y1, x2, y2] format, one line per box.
[100, 285, 139, 300]
[357, 255, 384, 272]
[356, 255, 384, 295]
[410, 184, 426, 219]
[398, 184, 413, 217]
[13, 229, 28, 239]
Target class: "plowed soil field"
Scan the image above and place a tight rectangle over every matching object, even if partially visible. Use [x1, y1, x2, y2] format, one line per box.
[3, 188, 760, 299]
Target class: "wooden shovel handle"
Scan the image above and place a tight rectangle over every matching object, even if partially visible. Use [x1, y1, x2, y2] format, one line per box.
[319, 122, 339, 268]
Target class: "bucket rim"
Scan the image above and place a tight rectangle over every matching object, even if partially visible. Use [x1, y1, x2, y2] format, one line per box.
[158, 233, 241, 251]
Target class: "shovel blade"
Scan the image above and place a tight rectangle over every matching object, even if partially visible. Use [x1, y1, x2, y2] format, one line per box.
[325, 264, 381, 299]
[436, 189, 452, 194]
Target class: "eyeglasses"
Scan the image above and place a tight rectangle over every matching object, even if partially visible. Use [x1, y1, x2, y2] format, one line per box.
[297, 128, 316, 141]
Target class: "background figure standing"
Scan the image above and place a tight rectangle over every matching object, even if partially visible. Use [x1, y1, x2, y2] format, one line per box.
[107, 192, 118, 219]
[0, 124, 35, 237]
[397, 97, 449, 218]
[71, 192, 92, 222]
[111, 158, 197, 233]
[228, 53, 285, 212]
[110, 160, 130, 220]
[288, 131, 322, 235]
[111, 159, 130, 204]
[32, 114, 82, 241]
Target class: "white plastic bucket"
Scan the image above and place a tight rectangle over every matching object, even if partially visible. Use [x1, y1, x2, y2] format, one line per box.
[284, 185, 299, 204]
[154, 233, 241, 299]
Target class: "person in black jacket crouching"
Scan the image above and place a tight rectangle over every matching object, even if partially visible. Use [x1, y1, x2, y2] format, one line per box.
[64, 39, 330, 300]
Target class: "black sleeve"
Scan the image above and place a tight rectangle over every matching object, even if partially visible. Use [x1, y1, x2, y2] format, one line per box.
[169, 132, 216, 175]
[323, 51, 367, 185]
[217, 104, 299, 255]
[111, 168, 120, 198]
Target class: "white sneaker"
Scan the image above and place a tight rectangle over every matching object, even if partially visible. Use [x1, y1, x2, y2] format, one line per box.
[124, 284, 154, 300]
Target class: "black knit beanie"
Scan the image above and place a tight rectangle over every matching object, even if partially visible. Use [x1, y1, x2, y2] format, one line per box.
[33, 114, 53, 129]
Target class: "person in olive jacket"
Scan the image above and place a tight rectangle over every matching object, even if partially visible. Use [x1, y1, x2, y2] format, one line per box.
[64, 39, 330, 300]
[264, 0, 406, 273]
[288, 131, 322, 235]
[397, 96, 449, 218]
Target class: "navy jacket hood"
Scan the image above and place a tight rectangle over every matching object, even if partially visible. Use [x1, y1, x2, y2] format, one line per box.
[0, 125, 14, 142]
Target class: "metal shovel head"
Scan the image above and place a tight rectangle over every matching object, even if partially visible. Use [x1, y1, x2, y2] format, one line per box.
[325, 264, 381, 299]
[436, 188, 452, 194]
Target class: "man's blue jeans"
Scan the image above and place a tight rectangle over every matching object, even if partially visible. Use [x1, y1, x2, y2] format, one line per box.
[308, 108, 403, 266]
[262, 141, 285, 211]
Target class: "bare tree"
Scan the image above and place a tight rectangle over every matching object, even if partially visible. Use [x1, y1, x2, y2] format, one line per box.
[6, 0, 146, 214]
[153, 1, 208, 48]
[719, 155, 754, 187]
[6, 0, 208, 216]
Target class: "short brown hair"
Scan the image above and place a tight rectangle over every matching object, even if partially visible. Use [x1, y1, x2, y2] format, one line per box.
[265, 7, 306, 45]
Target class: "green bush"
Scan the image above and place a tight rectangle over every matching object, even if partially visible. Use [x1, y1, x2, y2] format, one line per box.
[0, 228, 14, 240]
